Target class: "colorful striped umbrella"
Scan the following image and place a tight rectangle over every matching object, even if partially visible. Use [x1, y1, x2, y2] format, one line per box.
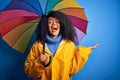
[0, 0, 88, 54]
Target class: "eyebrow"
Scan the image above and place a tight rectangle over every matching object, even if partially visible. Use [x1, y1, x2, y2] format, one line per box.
[48, 18, 53, 20]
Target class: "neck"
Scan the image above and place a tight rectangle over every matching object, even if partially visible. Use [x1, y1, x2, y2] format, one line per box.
[46, 34, 62, 44]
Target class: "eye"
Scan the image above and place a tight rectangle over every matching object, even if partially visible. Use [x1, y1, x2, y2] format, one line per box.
[56, 20, 59, 23]
[48, 21, 52, 24]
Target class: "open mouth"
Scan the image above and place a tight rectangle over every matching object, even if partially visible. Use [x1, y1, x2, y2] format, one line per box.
[52, 27, 57, 32]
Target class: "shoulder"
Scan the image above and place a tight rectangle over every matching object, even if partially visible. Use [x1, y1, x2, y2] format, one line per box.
[31, 41, 42, 49]
[61, 39, 76, 48]
[29, 41, 43, 53]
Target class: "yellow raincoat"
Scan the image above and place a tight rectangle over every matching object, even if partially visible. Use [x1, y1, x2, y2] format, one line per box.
[24, 40, 92, 80]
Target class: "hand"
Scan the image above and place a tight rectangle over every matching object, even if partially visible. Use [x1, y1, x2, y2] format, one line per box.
[88, 44, 99, 49]
[39, 54, 48, 63]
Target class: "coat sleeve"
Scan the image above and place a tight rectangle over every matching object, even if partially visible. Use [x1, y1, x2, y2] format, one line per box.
[69, 45, 92, 76]
[24, 43, 48, 79]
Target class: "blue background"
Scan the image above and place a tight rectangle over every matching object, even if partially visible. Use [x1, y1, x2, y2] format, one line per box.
[0, 0, 120, 80]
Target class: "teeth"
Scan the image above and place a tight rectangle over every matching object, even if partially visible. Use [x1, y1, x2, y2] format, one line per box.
[52, 28, 57, 31]
[53, 28, 57, 30]
[52, 27, 57, 30]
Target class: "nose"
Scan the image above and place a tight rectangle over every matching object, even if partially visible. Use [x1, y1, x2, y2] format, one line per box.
[53, 21, 57, 25]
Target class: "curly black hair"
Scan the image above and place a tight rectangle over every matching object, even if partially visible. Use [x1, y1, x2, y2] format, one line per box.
[36, 10, 77, 43]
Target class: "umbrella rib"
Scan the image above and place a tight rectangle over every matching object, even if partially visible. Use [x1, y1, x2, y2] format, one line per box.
[2, 19, 39, 37]
[1, 0, 12, 11]
[12, 22, 37, 47]
[45, 0, 62, 14]
[0, 16, 39, 24]
[2, 9, 40, 15]
[59, 7, 85, 10]
[37, 0, 44, 15]
[24, 26, 37, 53]
[58, 7, 88, 21]
[0, 18, 39, 37]
[68, 15, 88, 34]
[2, 0, 40, 15]
[3, 9, 40, 16]
[68, 15, 88, 22]
[17, 0, 41, 15]
[44, 0, 49, 14]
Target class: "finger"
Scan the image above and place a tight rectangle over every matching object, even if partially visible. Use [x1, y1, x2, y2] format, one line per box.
[94, 44, 99, 48]
[95, 44, 99, 47]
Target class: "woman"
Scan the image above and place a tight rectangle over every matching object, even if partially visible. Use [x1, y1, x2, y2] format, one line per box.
[24, 11, 98, 80]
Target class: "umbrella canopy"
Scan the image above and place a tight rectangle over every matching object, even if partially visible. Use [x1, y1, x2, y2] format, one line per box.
[0, 0, 88, 54]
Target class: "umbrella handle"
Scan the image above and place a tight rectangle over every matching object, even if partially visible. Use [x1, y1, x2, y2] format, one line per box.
[42, 55, 52, 67]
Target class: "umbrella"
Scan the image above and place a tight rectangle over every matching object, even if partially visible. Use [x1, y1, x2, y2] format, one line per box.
[0, 0, 88, 54]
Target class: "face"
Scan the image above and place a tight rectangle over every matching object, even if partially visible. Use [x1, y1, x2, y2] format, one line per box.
[48, 17, 60, 38]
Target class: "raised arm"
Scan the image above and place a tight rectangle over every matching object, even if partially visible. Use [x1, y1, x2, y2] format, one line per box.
[69, 44, 98, 75]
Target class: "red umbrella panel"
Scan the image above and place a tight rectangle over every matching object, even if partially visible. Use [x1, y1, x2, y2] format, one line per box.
[0, 0, 88, 54]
